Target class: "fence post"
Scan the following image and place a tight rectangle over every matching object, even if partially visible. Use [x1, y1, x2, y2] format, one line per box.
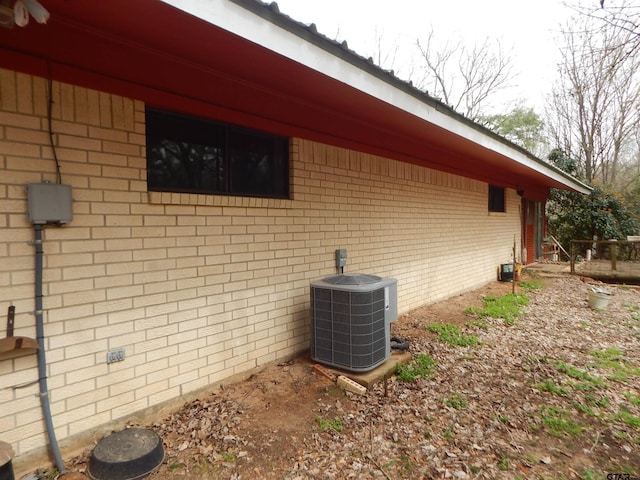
[611, 240, 617, 271]
[570, 241, 575, 273]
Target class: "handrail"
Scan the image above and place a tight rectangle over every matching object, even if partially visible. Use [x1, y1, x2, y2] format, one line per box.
[548, 235, 570, 259]
[569, 239, 640, 273]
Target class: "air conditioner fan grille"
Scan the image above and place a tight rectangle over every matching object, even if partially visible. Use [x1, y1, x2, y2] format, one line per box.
[321, 273, 381, 285]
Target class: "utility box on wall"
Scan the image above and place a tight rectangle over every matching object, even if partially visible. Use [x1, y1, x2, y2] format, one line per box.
[27, 183, 73, 225]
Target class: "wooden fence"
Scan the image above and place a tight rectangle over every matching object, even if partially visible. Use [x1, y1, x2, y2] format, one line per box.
[570, 239, 640, 281]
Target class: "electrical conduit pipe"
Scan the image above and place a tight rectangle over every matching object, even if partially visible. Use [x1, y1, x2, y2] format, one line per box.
[33, 224, 65, 473]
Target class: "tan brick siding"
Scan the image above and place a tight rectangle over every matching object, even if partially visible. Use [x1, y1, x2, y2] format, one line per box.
[0, 69, 521, 469]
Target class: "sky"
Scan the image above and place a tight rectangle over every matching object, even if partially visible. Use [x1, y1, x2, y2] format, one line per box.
[272, 0, 577, 112]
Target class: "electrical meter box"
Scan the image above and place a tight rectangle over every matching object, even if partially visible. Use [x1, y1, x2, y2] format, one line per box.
[27, 183, 73, 225]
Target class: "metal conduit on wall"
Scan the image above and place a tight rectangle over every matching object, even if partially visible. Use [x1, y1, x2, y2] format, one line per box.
[27, 181, 74, 474]
[33, 224, 65, 473]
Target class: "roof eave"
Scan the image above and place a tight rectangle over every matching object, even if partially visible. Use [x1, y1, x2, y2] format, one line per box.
[161, 0, 589, 195]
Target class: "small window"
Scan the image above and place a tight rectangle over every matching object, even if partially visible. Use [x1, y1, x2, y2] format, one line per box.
[488, 185, 506, 212]
[146, 108, 289, 198]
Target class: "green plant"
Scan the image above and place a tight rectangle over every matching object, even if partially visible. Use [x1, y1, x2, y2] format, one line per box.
[585, 394, 610, 408]
[426, 322, 478, 347]
[590, 347, 640, 381]
[494, 414, 510, 424]
[444, 393, 468, 409]
[571, 381, 598, 392]
[465, 293, 529, 325]
[614, 409, 640, 428]
[517, 280, 543, 290]
[466, 319, 489, 329]
[613, 430, 629, 440]
[498, 458, 510, 470]
[548, 184, 639, 254]
[553, 360, 606, 387]
[582, 470, 605, 480]
[442, 427, 455, 439]
[192, 459, 211, 471]
[534, 379, 571, 396]
[398, 454, 413, 471]
[539, 405, 583, 437]
[395, 354, 437, 381]
[316, 416, 343, 433]
[616, 466, 637, 476]
[222, 450, 237, 462]
[573, 402, 596, 416]
[590, 346, 623, 362]
[622, 391, 640, 407]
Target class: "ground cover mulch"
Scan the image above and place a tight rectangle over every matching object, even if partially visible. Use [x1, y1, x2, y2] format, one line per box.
[56, 272, 640, 479]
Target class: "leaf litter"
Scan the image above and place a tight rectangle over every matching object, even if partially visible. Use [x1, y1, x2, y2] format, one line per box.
[62, 272, 640, 479]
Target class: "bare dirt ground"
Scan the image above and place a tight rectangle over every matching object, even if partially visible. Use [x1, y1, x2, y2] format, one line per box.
[59, 271, 640, 480]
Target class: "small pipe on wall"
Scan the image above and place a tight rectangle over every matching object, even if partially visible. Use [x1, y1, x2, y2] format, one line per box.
[33, 224, 65, 473]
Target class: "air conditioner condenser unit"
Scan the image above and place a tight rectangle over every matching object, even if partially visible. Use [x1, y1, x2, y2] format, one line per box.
[310, 273, 398, 372]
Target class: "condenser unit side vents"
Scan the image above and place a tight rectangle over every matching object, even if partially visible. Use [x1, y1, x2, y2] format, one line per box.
[310, 273, 397, 372]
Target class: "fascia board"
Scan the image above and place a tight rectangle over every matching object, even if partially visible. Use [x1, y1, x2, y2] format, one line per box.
[160, 0, 591, 194]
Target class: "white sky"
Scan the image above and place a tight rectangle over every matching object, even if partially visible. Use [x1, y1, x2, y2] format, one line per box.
[273, 0, 577, 112]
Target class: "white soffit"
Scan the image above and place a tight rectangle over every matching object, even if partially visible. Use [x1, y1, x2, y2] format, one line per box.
[160, 0, 590, 194]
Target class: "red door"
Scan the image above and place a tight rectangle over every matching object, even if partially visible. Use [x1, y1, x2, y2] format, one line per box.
[522, 199, 537, 265]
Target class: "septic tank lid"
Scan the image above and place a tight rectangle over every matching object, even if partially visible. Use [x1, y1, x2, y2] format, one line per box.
[322, 273, 382, 285]
[87, 428, 164, 480]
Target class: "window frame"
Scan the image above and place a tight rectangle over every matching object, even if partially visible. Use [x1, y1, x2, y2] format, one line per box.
[488, 185, 506, 213]
[145, 107, 290, 199]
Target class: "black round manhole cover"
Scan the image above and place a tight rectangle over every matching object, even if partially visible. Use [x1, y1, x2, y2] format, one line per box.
[87, 428, 164, 480]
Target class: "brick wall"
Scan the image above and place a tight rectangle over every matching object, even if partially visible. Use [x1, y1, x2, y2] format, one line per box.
[0, 69, 521, 470]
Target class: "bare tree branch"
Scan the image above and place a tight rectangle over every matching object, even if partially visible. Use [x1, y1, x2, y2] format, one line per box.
[546, 11, 640, 185]
[413, 28, 515, 120]
[415, 30, 460, 107]
[569, 0, 640, 57]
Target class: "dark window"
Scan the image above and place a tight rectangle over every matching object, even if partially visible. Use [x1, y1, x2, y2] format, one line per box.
[146, 108, 289, 198]
[488, 185, 506, 212]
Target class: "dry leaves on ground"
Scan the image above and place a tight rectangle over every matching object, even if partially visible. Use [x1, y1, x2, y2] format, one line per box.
[60, 272, 640, 480]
